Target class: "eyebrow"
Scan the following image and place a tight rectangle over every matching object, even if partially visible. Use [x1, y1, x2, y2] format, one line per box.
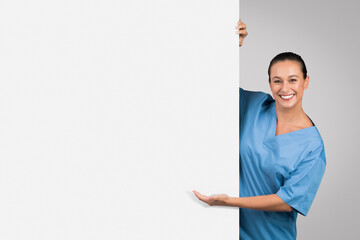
[272, 75, 299, 79]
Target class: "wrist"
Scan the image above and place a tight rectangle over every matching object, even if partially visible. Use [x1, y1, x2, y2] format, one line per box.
[225, 196, 238, 207]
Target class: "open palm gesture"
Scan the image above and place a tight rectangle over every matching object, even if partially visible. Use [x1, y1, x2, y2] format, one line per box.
[192, 190, 230, 206]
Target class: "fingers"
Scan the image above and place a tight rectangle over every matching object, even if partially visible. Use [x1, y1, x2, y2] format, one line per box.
[193, 190, 210, 202]
[193, 190, 206, 199]
[237, 29, 248, 36]
[235, 23, 247, 30]
[237, 18, 246, 28]
[236, 18, 248, 47]
[235, 21, 247, 36]
[239, 38, 244, 47]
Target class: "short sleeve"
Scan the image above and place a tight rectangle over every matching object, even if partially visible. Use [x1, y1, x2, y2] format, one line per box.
[276, 144, 326, 216]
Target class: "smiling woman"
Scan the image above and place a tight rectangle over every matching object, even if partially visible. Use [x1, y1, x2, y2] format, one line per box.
[193, 18, 326, 240]
[268, 53, 315, 135]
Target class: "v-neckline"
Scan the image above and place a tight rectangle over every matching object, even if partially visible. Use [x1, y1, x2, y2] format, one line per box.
[269, 102, 316, 138]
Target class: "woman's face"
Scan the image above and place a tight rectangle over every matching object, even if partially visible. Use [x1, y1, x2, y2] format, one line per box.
[269, 60, 309, 110]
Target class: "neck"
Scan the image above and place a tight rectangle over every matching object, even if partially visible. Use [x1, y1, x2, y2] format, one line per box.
[275, 101, 305, 125]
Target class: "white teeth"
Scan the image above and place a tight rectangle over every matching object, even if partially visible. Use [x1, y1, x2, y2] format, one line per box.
[280, 94, 294, 99]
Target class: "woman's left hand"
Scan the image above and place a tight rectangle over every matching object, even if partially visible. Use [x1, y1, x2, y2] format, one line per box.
[192, 190, 230, 206]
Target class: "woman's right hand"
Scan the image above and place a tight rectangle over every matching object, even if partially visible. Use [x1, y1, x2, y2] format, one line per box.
[236, 18, 248, 47]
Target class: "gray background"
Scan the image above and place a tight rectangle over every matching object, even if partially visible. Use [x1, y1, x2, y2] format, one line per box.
[241, 0, 360, 239]
[0, 0, 238, 239]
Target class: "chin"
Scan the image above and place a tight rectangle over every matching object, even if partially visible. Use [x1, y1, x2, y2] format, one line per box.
[275, 96, 298, 109]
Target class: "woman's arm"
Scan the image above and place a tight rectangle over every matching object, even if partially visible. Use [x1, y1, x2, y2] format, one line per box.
[193, 190, 293, 212]
[227, 194, 293, 212]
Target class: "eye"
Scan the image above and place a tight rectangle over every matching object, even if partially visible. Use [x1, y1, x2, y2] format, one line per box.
[274, 80, 281, 83]
[290, 79, 297, 82]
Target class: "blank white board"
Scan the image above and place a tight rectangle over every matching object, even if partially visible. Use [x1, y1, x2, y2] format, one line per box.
[0, 1, 239, 239]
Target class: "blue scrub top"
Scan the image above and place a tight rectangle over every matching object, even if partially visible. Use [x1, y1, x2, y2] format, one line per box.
[239, 88, 326, 240]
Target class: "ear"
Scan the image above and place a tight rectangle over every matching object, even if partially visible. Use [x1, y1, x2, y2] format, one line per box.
[304, 76, 310, 90]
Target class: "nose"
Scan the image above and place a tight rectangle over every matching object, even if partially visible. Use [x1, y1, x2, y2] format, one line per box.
[281, 81, 290, 93]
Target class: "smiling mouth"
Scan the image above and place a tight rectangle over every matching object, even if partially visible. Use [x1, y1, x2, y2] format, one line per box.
[279, 94, 295, 100]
